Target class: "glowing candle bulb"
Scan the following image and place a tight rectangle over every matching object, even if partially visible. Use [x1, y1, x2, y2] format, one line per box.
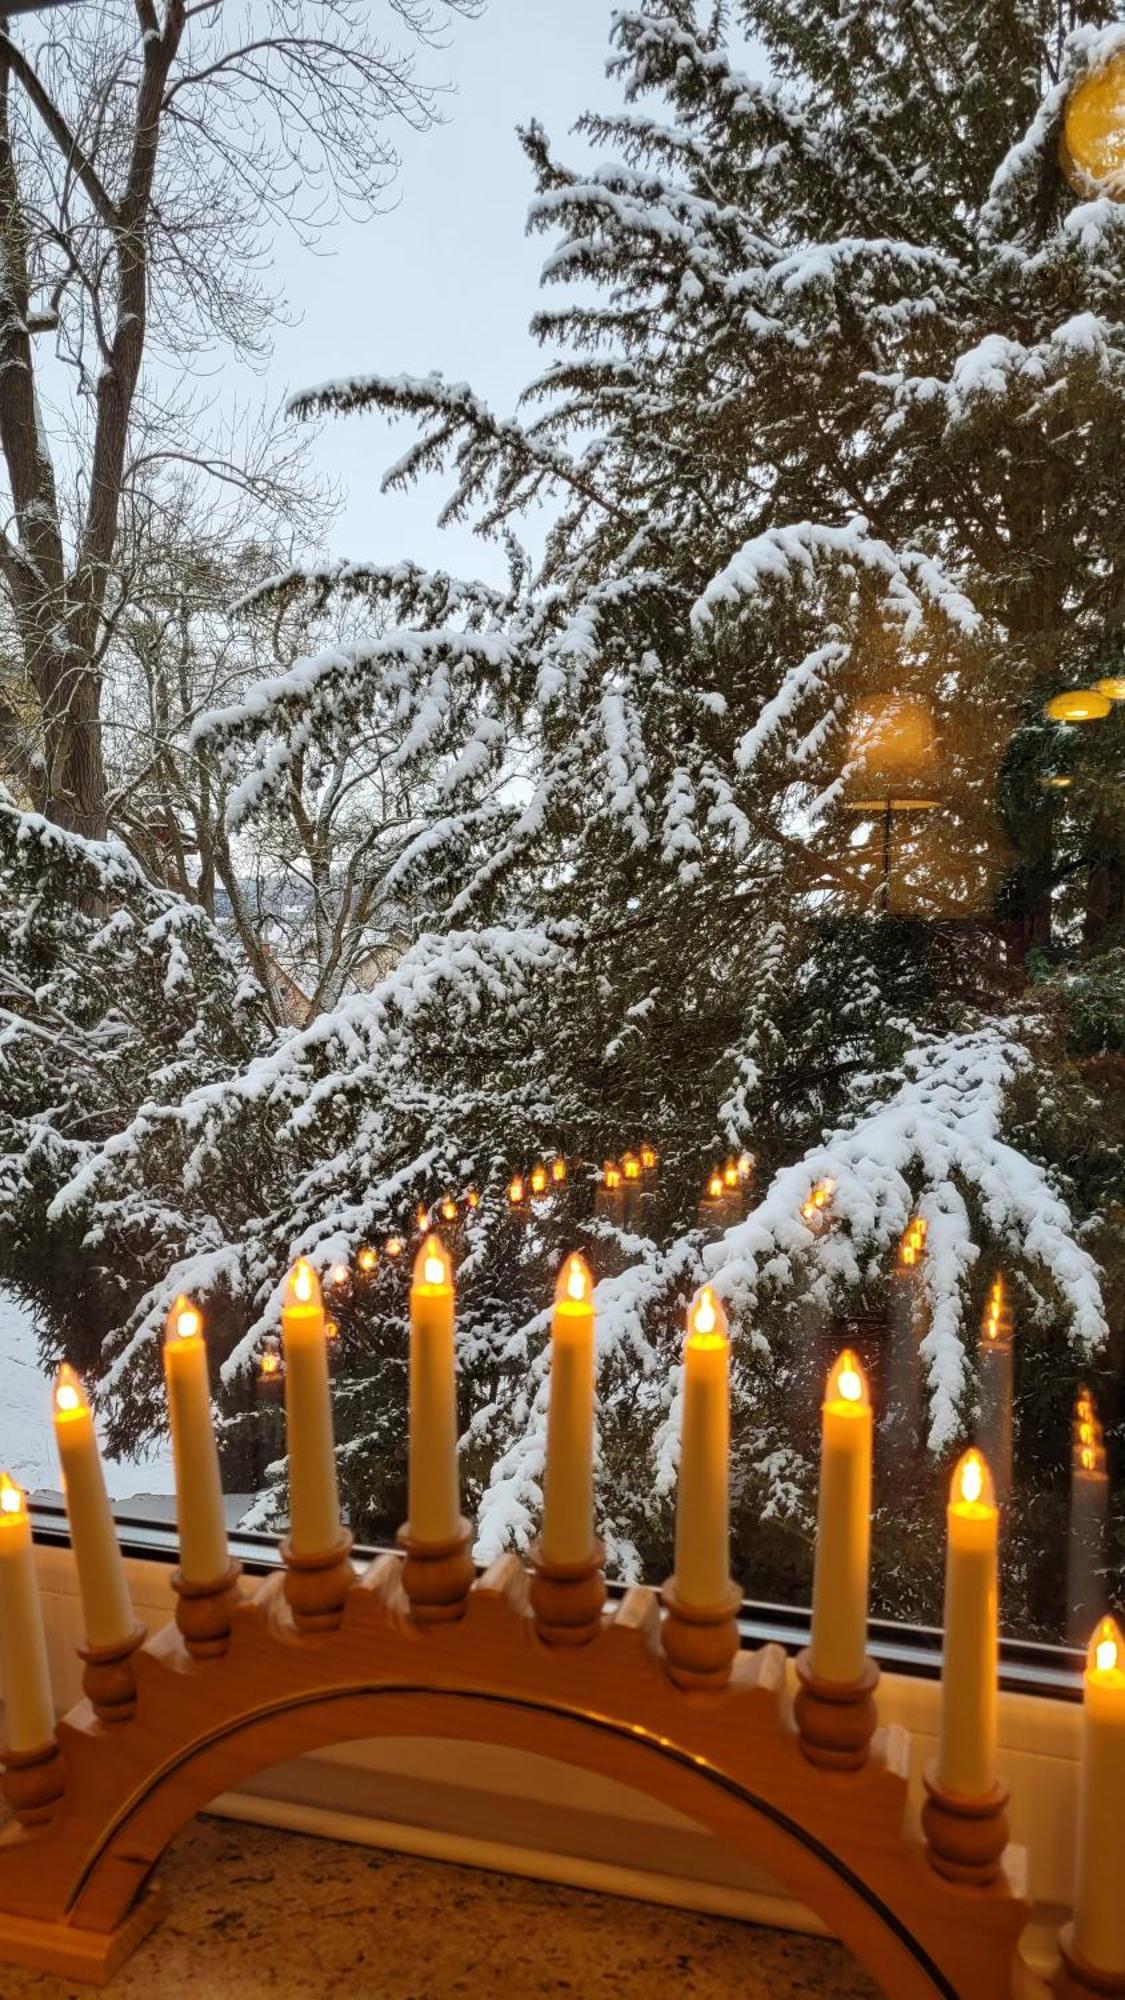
[737, 1151, 753, 1180]
[673, 1287, 732, 1609]
[640, 1145, 658, 1172]
[1070, 1616, 1125, 1974]
[385, 1236, 404, 1259]
[550, 1158, 567, 1184]
[356, 1247, 377, 1275]
[466, 1188, 480, 1209]
[280, 1260, 342, 1559]
[722, 1160, 739, 1190]
[162, 1294, 229, 1587]
[604, 1163, 621, 1191]
[52, 1366, 136, 1651]
[508, 1175, 525, 1206]
[530, 1164, 548, 1196]
[935, 1449, 998, 1799]
[408, 1236, 461, 1545]
[415, 1205, 430, 1233]
[440, 1197, 458, 1222]
[809, 1351, 872, 1685]
[541, 1255, 597, 1566]
[422, 1240, 448, 1287]
[0, 1473, 56, 1752]
[623, 1153, 641, 1183]
[707, 1171, 724, 1202]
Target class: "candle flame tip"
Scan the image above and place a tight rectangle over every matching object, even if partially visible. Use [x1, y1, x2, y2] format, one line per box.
[557, 1252, 592, 1304]
[0, 1471, 23, 1515]
[828, 1348, 867, 1406]
[54, 1363, 84, 1414]
[1091, 1616, 1123, 1675]
[415, 1233, 452, 1289]
[953, 1447, 993, 1510]
[687, 1284, 727, 1348]
[289, 1258, 318, 1306]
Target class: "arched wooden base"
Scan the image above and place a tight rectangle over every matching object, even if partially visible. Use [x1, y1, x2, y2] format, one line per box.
[0, 1556, 1038, 1995]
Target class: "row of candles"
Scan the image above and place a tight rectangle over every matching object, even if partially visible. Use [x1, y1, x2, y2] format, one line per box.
[288, 1218, 1113, 1657]
[318, 1143, 761, 1268]
[0, 1237, 1122, 1977]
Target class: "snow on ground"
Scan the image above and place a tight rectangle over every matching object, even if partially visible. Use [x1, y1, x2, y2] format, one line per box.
[0, 1289, 265, 1531]
[0, 1288, 176, 1502]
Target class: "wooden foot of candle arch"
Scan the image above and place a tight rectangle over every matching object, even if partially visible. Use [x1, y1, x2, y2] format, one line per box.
[0, 1542, 1076, 1997]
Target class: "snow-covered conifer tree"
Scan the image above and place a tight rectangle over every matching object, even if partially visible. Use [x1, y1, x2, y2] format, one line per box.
[16, 4, 1123, 1631]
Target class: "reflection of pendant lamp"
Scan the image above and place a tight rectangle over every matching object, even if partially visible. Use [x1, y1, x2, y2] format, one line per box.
[1060, 51, 1125, 200]
[1096, 675, 1125, 701]
[842, 697, 942, 910]
[1044, 689, 1112, 724]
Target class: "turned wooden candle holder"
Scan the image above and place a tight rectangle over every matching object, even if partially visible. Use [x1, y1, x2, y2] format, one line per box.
[77, 1622, 146, 1725]
[1054, 1923, 1125, 1997]
[527, 1536, 606, 1645]
[0, 1739, 64, 1827]
[281, 1532, 354, 1633]
[396, 1517, 475, 1625]
[921, 1762, 1010, 1886]
[0, 1550, 1046, 1996]
[171, 1562, 242, 1659]
[793, 1649, 879, 1771]
[659, 1577, 742, 1689]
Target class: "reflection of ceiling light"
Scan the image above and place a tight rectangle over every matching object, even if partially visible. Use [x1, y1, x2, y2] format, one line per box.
[1096, 675, 1125, 701]
[1044, 689, 1112, 723]
[1061, 52, 1125, 199]
[843, 697, 942, 809]
[1041, 775, 1073, 790]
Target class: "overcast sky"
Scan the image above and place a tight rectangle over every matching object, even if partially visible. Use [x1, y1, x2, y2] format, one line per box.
[269, 0, 629, 586]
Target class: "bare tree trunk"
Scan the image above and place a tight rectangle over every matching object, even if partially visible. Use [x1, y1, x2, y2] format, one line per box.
[0, 6, 184, 838]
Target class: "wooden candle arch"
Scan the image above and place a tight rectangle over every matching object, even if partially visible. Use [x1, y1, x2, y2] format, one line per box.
[0, 1538, 1057, 1998]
